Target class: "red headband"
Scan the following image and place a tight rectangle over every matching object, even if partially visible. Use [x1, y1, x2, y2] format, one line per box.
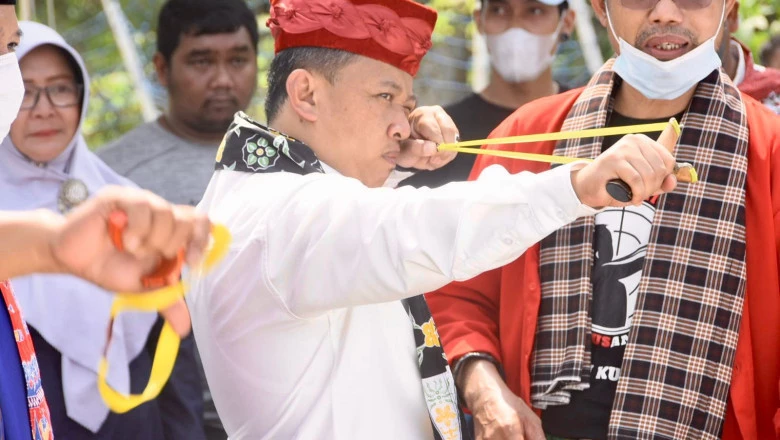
[268, 0, 437, 76]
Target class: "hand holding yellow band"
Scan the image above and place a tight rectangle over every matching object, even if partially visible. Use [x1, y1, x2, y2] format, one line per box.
[99, 212, 230, 413]
[438, 119, 696, 202]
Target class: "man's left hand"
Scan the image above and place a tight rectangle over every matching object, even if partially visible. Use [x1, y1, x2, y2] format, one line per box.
[398, 105, 459, 170]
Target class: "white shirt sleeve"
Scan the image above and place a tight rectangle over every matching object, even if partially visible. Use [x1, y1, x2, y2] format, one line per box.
[251, 162, 596, 317]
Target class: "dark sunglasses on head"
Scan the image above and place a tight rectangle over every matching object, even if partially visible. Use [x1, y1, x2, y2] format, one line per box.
[619, 0, 713, 10]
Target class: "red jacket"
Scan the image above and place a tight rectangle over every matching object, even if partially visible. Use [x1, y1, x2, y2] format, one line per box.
[428, 89, 780, 439]
[735, 39, 780, 111]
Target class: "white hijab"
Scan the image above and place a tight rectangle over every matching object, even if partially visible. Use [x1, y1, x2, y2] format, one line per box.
[0, 21, 157, 433]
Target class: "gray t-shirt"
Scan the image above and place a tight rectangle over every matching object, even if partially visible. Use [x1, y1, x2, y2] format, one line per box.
[98, 120, 218, 206]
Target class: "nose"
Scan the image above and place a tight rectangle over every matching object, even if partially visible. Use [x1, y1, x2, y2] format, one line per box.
[648, 0, 684, 25]
[210, 62, 235, 90]
[31, 91, 56, 118]
[387, 109, 411, 142]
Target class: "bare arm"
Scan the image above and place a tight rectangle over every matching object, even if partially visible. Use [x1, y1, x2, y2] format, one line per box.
[0, 209, 63, 280]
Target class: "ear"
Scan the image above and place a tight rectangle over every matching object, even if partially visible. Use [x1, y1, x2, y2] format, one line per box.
[153, 52, 169, 88]
[285, 69, 319, 123]
[591, 0, 609, 28]
[561, 8, 576, 39]
[473, 8, 486, 35]
[726, 0, 739, 33]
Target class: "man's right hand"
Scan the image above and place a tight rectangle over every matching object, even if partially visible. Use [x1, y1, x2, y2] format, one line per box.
[50, 186, 212, 337]
[571, 133, 678, 208]
[459, 359, 546, 440]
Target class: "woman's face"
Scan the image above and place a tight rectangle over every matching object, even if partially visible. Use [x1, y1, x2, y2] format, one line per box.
[10, 45, 81, 163]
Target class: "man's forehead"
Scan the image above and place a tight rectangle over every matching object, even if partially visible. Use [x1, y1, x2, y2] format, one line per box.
[177, 28, 253, 53]
[350, 55, 413, 86]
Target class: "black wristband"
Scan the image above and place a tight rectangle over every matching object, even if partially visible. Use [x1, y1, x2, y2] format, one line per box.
[452, 352, 505, 410]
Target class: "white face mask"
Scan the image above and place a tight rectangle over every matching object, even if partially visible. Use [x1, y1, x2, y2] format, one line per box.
[485, 21, 562, 83]
[607, 1, 725, 100]
[0, 52, 23, 141]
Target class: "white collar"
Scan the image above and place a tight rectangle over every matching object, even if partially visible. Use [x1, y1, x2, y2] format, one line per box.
[319, 161, 341, 176]
[731, 39, 746, 86]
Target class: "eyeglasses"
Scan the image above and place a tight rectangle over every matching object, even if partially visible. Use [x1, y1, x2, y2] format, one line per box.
[21, 83, 82, 110]
[619, 0, 713, 10]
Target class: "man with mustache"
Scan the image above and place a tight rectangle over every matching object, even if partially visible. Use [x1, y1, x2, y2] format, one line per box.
[427, 0, 780, 439]
[99, 0, 258, 207]
[184, 0, 680, 438]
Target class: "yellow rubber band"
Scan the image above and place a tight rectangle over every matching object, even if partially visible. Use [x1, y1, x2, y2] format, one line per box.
[438, 120, 686, 168]
[100, 224, 231, 414]
[98, 322, 180, 414]
[438, 121, 673, 149]
[437, 146, 595, 165]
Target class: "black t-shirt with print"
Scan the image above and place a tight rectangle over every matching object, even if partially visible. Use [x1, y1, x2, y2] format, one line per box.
[542, 111, 682, 440]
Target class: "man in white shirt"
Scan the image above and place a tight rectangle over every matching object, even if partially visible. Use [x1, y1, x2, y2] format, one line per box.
[187, 0, 678, 439]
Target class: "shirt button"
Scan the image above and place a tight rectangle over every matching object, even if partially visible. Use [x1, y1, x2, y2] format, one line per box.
[528, 282, 537, 290]
[503, 237, 513, 245]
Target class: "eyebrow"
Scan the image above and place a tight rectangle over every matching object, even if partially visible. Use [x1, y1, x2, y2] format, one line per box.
[23, 74, 75, 83]
[186, 45, 253, 58]
[186, 49, 215, 58]
[0, 27, 23, 40]
[230, 45, 253, 54]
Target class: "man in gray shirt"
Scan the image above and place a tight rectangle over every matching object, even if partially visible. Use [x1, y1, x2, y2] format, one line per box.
[100, 0, 258, 207]
[99, 1, 259, 438]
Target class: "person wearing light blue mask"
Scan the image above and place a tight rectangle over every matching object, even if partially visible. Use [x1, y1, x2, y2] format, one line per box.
[426, 0, 780, 439]
[400, 0, 576, 189]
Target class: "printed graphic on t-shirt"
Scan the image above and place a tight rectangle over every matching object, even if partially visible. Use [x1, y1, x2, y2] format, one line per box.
[590, 201, 656, 382]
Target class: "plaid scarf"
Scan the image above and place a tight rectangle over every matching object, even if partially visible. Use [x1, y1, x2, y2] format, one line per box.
[530, 60, 749, 439]
[215, 112, 469, 440]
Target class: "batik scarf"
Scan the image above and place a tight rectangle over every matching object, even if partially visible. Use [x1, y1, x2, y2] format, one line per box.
[530, 60, 749, 439]
[0, 281, 53, 440]
[215, 112, 469, 440]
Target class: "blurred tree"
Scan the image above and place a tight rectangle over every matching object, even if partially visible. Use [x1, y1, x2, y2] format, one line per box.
[16, 0, 777, 149]
[733, 0, 779, 63]
[415, 0, 474, 105]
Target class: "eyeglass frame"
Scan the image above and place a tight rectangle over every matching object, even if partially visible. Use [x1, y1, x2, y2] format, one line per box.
[20, 83, 83, 111]
[618, 0, 714, 11]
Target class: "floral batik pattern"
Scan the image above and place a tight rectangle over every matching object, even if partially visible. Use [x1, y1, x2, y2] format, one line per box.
[406, 303, 467, 440]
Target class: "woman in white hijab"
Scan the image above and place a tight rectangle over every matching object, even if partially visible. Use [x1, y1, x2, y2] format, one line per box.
[0, 21, 206, 439]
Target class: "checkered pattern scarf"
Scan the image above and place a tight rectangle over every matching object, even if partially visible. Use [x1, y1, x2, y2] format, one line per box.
[530, 60, 749, 439]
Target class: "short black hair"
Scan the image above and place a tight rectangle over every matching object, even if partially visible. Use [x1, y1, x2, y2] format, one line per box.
[265, 47, 358, 124]
[760, 34, 780, 67]
[156, 0, 260, 62]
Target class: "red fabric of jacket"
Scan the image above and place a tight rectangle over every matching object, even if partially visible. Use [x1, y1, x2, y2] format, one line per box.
[428, 89, 780, 439]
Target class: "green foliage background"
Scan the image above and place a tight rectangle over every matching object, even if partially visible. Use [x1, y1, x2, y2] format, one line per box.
[734, 0, 779, 58]
[17, 0, 779, 150]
